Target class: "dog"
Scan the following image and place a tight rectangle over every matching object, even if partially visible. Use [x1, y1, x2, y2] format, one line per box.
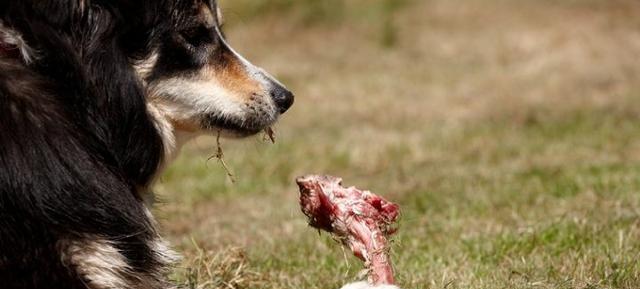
[0, 0, 292, 288]
[0, 1, 399, 288]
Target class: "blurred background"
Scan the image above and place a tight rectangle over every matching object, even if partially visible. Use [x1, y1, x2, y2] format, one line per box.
[156, 1, 640, 288]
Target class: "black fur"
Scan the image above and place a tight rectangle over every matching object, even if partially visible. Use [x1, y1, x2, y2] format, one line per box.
[0, 0, 178, 288]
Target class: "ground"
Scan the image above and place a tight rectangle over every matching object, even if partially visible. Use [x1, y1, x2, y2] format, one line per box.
[153, 1, 640, 288]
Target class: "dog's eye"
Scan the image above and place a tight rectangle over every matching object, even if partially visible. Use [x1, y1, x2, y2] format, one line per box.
[180, 25, 215, 48]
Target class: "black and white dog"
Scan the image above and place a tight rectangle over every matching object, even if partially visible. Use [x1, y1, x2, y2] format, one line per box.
[0, 1, 398, 288]
[0, 0, 292, 288]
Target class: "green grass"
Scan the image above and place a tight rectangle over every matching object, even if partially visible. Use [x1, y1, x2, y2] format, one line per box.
[155, 0, 640, 288]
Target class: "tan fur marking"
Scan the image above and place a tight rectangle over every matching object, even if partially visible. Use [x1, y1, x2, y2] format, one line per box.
[201, 53, 263, 102]
[134, 52, 159, 81]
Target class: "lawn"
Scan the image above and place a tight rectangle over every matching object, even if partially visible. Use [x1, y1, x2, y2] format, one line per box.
[153, 0, 640, 288]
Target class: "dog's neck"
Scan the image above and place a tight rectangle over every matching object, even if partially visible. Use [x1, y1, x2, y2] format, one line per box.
[142, 101, 196, 205]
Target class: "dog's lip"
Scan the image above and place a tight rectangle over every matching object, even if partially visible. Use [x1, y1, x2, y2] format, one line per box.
[201, 114, 275, 137]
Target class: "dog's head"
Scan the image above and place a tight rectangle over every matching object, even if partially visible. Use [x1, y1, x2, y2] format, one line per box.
[138, 0, 294, 138]
[0, 0, 292, 185]
[3, 0, 292, 139]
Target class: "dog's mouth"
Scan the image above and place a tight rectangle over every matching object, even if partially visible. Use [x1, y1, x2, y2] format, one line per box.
[200, 112, 278, 138]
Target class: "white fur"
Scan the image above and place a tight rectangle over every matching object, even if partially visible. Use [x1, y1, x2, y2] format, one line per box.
[146, 101, 177, 161]
[150, 78, 246, 122]
[145, 101, 199, 168]
[150, 238, 180, 266]
[58, 237, 177, 289]
[59, 239, 133, 289]
[142, 207, 181, 265]
[340, 281, 402, 289]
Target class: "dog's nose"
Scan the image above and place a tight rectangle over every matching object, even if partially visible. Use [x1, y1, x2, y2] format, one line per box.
[270, 85, 294, 114]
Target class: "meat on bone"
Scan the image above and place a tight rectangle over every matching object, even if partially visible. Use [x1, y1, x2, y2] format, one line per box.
[296, 175, 401, 289]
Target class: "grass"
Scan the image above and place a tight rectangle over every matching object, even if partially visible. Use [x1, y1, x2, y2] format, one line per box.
[153, 0, 640, 288]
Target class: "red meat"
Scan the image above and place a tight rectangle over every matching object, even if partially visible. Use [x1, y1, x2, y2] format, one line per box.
[297, 175, 400, 286]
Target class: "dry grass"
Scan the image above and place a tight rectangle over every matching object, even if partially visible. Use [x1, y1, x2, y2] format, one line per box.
[173, 244, 265, 289]
[154, 0, 640, 288]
